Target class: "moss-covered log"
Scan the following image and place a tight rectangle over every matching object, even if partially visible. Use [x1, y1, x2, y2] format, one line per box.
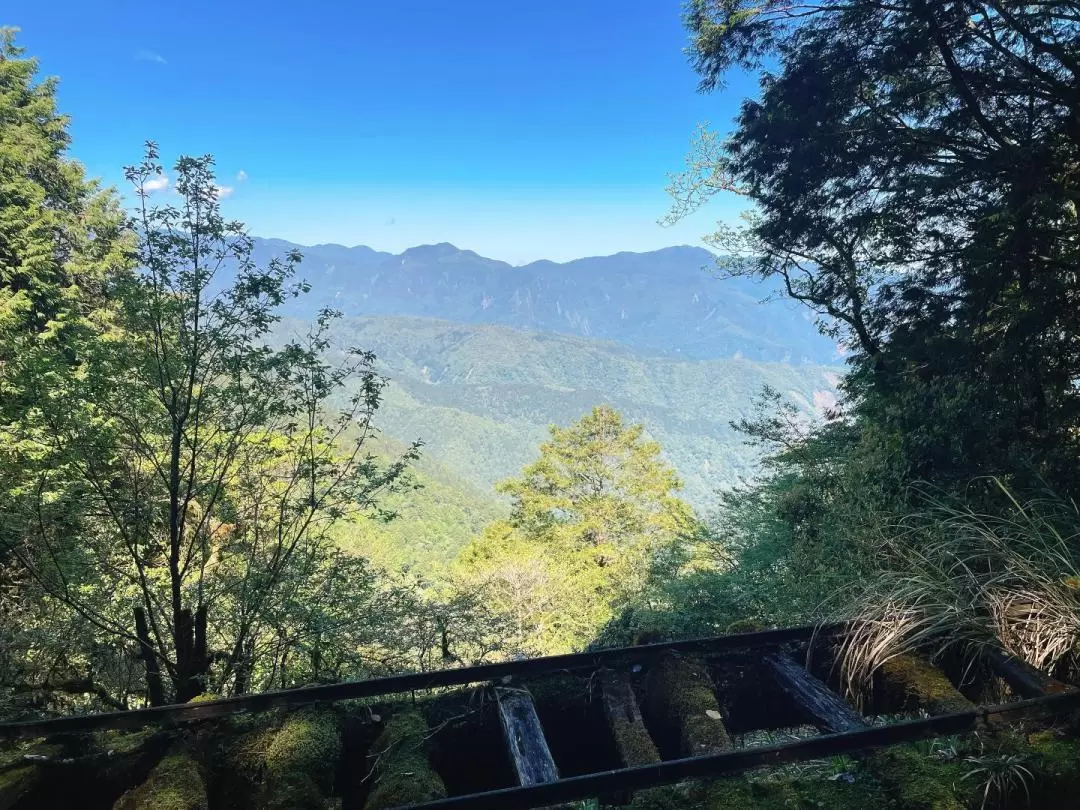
[600, 670, 660, 767]
[878, 654, 973, 716]
[363, 711, 447, 810]
[113, 747, 208, 810]
[257, 708, 341, 810]
[644, 655, 732, 757]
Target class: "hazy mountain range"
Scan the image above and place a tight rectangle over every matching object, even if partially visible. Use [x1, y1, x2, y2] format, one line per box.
[254, 239, 837, 363]
[255, 238, 839, 532]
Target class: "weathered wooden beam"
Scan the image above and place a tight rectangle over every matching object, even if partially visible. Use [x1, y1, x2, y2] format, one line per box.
[599, 670, 660, 767]
[0, 625, 841, 741]
[878, 654, 973, 715]
[763, 653, 865, 733]
[644, 656, 732, 756]
[494, 687, 559, 786]
[985, 648, 1073, 699]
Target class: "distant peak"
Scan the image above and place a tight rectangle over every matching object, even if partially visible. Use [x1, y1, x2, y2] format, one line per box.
[401, 242, 461, 259]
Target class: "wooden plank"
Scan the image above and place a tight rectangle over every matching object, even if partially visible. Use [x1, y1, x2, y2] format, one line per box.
[494, 687, 559, 786]
[985, 648, 1074, 698]
[599, 670, 660, 767]
[763, 653, 866, 733]
[878, 654, 973, 715]
[0, 624, 840, 741]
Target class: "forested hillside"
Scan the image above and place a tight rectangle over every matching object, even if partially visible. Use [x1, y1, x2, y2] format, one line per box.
[314, 315, 838, 512]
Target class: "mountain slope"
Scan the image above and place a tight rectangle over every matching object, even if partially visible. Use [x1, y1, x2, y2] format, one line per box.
[311, 316, 839, 512]
[255, 239, 835, 363]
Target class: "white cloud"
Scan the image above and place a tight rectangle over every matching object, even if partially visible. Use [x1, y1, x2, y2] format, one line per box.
[214, 185, 235, 199]
[143, 175, 169, 194]
[235, 170, 248, 183]
[134, 49, 167, 64]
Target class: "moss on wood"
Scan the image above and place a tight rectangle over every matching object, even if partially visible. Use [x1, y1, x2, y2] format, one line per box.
[879, 655, 973, 716]
[601, 671, 661, 767]
[113, 749, 208, 810]
[724, 619, 766, 635]
[258, 708, 341, 810]
[0, 764, 40, 810]
[363, 711, 447, 810]
[644, 655, 732, 757]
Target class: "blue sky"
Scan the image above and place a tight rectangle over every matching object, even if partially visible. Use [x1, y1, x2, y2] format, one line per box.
[7, 0, 754, 263]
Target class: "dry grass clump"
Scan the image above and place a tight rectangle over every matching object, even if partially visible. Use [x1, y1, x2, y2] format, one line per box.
[834, 479, 1080, 700]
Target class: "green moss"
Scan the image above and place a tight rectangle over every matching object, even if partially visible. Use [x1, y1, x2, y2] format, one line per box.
[0, 764, 38, 802]
[259, 708, 342, 810]
[187, 693, 221, 704]
[363, 711, 447, 810]
[609, 712, 662, 767]
[644, 656, 732, 756]
[879, 655, 972, 716]
[94, 728, 161, 756]
[629, 773, 884, 809]
[869, 746, 967, 810]
[599, 671, 661, 767]
[113, 750, 208, 810]
[996, 728, 1080, 806]
[627, 732, 1080, 810]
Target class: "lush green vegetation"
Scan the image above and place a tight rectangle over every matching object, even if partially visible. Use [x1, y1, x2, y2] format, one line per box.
[0, 32, 435, 712]
[4, 6, 1080, 787]
[451, 406, 706, 656]
[329, 438, 503, 571]
[628, 0, 1080, 688]
[319, 314, 839, 511]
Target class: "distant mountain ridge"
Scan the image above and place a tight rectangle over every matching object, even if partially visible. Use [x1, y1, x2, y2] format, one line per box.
[253, 239, 835, 363]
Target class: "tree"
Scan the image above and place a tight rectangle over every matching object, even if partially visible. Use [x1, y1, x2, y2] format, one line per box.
[670, 1, 1080, 495]
[456, 406, 697, 654]
[0, 26, 128, 540]
[4, 144, 419, 706]
[501, 406, 693, 565]
[0, 28, 133, 713]
[644, 1, 1080, 676]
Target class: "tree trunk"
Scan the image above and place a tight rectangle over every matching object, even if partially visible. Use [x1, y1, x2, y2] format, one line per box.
[133, 607, 165, 707]
[173, 605, 210, 702]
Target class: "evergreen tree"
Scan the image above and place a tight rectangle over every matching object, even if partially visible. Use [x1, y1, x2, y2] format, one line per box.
[457, 406, 696, 654]
[500, 405, 694, 567]
[671, 2, 1080, 495]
